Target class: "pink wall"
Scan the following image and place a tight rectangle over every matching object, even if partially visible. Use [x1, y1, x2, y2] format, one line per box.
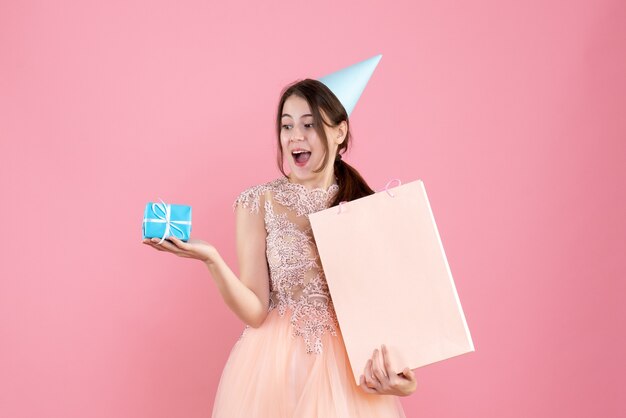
[1, 0, 624, 417]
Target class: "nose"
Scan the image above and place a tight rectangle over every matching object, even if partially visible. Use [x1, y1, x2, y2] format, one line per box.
[289, 125, 304, 142]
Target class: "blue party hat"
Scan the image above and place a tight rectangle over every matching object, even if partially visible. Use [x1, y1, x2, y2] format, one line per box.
[318, 54, 382, 116]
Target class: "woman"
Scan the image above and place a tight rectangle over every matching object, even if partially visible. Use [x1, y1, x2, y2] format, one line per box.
[143, 78, 417, 417]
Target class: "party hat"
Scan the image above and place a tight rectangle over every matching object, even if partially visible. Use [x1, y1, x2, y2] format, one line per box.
[318, 54, 382, 116]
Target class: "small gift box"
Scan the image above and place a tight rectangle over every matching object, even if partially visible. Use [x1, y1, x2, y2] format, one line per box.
[142, 199, 192, 244]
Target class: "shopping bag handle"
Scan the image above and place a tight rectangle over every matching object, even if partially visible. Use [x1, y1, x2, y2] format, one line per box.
[383, 178, 402, 197]
[337, 201, 349, 214]
[336, 178, 402, 214]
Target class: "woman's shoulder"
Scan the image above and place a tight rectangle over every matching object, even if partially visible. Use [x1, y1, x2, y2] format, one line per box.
[232, 176, 287, 213]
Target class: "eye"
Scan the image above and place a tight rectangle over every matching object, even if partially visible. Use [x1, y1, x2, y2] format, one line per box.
[281, 124, 292, 130]
[304, 123, 315, 128]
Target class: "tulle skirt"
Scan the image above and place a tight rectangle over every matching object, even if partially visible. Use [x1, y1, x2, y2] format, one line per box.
[212, 307, 406, 417]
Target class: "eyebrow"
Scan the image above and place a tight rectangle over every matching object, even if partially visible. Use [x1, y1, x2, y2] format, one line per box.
[281, 113, 313, 118]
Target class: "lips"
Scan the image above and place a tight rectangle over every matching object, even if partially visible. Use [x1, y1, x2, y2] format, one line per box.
[292, 149, 312, 166]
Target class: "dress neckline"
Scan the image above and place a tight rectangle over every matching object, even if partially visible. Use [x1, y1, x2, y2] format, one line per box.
[282, 176, 339, 195]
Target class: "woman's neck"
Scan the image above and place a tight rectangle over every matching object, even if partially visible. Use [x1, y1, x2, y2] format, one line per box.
[288, 170, 337, 191]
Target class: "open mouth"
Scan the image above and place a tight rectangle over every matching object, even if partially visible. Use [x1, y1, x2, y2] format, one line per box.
[292, 150, 312, 166]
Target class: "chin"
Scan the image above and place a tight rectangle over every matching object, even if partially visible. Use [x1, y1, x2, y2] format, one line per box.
[287, 155, 325, 178]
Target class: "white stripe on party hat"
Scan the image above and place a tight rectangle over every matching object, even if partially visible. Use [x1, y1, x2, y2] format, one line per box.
[318, 54, 382, 117]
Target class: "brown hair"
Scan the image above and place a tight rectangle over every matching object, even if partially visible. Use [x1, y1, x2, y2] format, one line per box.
[276, 79, 374, 206]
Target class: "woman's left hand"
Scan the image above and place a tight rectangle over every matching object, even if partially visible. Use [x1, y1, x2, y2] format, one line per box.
[359, 344, 417, 396]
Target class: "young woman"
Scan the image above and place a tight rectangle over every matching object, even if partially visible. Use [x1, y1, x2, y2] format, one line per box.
[143, 79, 417, 417]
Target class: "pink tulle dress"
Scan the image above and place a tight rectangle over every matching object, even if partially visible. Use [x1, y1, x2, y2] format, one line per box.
[212, 176, 406, 417]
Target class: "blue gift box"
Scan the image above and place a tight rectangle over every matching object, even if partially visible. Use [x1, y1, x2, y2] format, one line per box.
[142, 199, 192, 243]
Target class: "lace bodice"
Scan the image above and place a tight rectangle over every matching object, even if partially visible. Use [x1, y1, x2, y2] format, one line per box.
[232, 176, 341, 354]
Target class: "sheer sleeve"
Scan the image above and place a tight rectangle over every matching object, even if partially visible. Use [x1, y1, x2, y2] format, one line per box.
[232, 184, 265, 214]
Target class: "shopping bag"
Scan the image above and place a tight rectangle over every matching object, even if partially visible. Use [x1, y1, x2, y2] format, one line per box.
[309, 179, 474, 384]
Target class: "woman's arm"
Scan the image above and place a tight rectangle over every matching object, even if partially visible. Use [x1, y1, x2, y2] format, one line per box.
[142, 199, 271, 328]
[203, 203, 270, 328]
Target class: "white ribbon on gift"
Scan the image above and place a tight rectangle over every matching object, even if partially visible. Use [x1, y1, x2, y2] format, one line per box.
[143, 198, 191, 245]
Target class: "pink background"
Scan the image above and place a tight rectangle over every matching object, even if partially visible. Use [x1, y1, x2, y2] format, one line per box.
[1, 0, 624, 417]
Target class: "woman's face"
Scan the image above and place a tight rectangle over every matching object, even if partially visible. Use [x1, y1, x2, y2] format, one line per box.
[280, 94, 339, 182]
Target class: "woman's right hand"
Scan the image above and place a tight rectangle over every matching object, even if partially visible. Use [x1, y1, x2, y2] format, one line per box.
[142, 235, 218, 264]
